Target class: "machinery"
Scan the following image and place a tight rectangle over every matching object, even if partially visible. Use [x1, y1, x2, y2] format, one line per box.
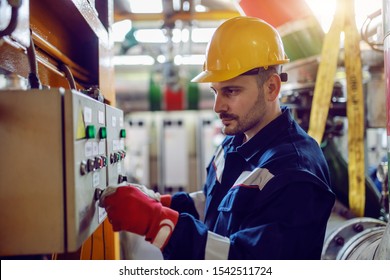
[280, 0, 390, 260]
[0, 0, 123, 259]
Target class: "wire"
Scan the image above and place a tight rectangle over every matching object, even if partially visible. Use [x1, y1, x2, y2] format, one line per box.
[26, 29, 42, 89]
[360, 9, 383, 53]
[0, 0, 22, 37]
[59, 63, 77, 90]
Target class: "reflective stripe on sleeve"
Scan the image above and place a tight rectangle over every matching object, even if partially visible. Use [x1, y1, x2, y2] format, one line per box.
[189, 191, 206, 222]
[205, 231, 230, 260]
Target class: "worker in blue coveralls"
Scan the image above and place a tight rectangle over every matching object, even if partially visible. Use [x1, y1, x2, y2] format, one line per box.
[100, 16, 335, 260]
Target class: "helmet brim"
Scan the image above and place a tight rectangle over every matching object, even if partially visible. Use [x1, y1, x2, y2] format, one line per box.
[191, 69, 242, 83]
[191, 59, 290, 83]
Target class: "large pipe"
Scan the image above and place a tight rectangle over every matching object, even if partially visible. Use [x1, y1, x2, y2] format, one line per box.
[322, 215, 386, 259]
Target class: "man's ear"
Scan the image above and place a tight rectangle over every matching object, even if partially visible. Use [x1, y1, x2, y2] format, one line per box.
[265, 73, 281, 101]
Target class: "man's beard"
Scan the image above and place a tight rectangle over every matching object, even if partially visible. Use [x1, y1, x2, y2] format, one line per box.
[219, 96, 264, 136]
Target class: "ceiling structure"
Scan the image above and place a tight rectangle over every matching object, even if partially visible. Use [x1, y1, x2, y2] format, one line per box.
[113, 0, 242, 24]
[112, 0, 245, 112]
[111, 0, 384, 113]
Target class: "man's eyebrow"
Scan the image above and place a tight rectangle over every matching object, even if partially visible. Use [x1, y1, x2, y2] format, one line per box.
[210, 85, 244, 91]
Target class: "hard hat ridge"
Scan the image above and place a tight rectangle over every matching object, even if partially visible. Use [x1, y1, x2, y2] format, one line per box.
[192, 16, 289, 83]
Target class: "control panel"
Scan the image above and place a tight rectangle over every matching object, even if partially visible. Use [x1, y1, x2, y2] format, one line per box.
[63, 89, 108, 251]
[0, 88, 125, 256]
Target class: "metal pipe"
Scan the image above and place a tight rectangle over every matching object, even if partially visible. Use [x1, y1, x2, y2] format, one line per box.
[322, 216, 386, 259]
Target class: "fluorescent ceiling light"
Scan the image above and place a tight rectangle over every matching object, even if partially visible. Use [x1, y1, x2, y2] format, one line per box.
[174, 55, 205, 65]
[113, 54, 204, 66]
[113, 55, 155, 65]
[157, 55, 166, 63]
[135, 29, 167, 43]
[171, 28, 190, 43]
[173, 0, 181, 11]
[128, 0, 162, 13]
[195, 5, 207, 12]
[191, 28, 216, 43]
[134, 28, 211, 43]
[112, 21, 215, 44]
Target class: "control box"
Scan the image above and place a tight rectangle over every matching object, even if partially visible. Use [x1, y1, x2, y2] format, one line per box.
[0, 88, 122, 256]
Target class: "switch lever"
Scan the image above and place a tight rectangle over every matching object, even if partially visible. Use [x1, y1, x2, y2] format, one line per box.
[94, 188, 104, 201]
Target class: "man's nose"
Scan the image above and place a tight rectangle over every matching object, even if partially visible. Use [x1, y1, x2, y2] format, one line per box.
[213, 94, 227, 114]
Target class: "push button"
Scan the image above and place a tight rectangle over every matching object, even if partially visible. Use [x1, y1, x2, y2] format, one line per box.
[101, 155, 107, 167]
[118, 174, 128, 184]
[99, 127, 107, 139]
[80, 160, 88, 175]
[86, 125, 96, 139]
[87, 158, 96, 172]
[95, 156, 103, 169]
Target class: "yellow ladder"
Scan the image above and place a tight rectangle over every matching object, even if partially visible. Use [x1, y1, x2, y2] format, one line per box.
[308, 0, 365, 217]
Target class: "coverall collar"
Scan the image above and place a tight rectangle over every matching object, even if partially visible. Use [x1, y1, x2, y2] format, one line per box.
[233, 106, 293, 162]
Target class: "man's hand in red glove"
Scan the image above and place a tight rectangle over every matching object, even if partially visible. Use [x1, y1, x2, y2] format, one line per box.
[116, 182, 172, 207]
[99, 185, 179, 250]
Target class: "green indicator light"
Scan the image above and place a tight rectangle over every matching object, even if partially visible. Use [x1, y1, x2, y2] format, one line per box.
[100, 127, 107, 139]
[120, 129, 126, 138]
[86, 125, 96, 139]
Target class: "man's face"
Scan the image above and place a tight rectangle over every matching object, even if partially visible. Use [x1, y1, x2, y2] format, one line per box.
[210, 75, 269, 138]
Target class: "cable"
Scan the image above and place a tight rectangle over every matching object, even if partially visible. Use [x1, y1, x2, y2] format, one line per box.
[0, 0, 22, 37]
[360, 9, 383, 52]
[26, 29, 42, 89]
[59, 63, 77, 90]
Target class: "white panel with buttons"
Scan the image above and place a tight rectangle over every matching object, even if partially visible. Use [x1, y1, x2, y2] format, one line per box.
[105, 104, 127, 186]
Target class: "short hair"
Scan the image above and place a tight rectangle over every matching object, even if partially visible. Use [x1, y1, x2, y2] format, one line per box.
[241, 66, 281, 90]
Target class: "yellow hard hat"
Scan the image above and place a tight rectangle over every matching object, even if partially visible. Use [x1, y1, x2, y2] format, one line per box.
[192, 16, 289, 83]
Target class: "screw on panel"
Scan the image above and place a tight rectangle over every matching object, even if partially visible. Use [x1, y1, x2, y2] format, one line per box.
[353, 223, 364, 233]
[334, 235, 345, 246]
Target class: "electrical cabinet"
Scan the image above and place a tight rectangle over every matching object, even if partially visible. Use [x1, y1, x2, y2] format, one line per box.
[0, 88, 123, 256]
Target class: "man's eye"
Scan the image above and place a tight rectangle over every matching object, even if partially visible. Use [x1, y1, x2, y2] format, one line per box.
[225, 89, 239, 96]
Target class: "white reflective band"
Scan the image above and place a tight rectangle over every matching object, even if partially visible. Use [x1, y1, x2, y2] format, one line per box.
[152, 219, 175, 249]
[205, 231, 230, 260]
[233, 167, 274, 190]
[213, 145, 225, 183]
[189, 191, 206, 222]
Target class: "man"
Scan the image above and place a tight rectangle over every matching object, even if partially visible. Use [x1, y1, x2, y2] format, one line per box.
[100, 16, 335, 259]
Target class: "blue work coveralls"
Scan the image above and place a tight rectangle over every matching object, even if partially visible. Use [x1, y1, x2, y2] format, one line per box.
[163, 107, 335, 259]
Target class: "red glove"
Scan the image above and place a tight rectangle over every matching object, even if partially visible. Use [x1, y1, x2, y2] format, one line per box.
[100, 185, 179, 250]
[160, 194, 172, 207]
